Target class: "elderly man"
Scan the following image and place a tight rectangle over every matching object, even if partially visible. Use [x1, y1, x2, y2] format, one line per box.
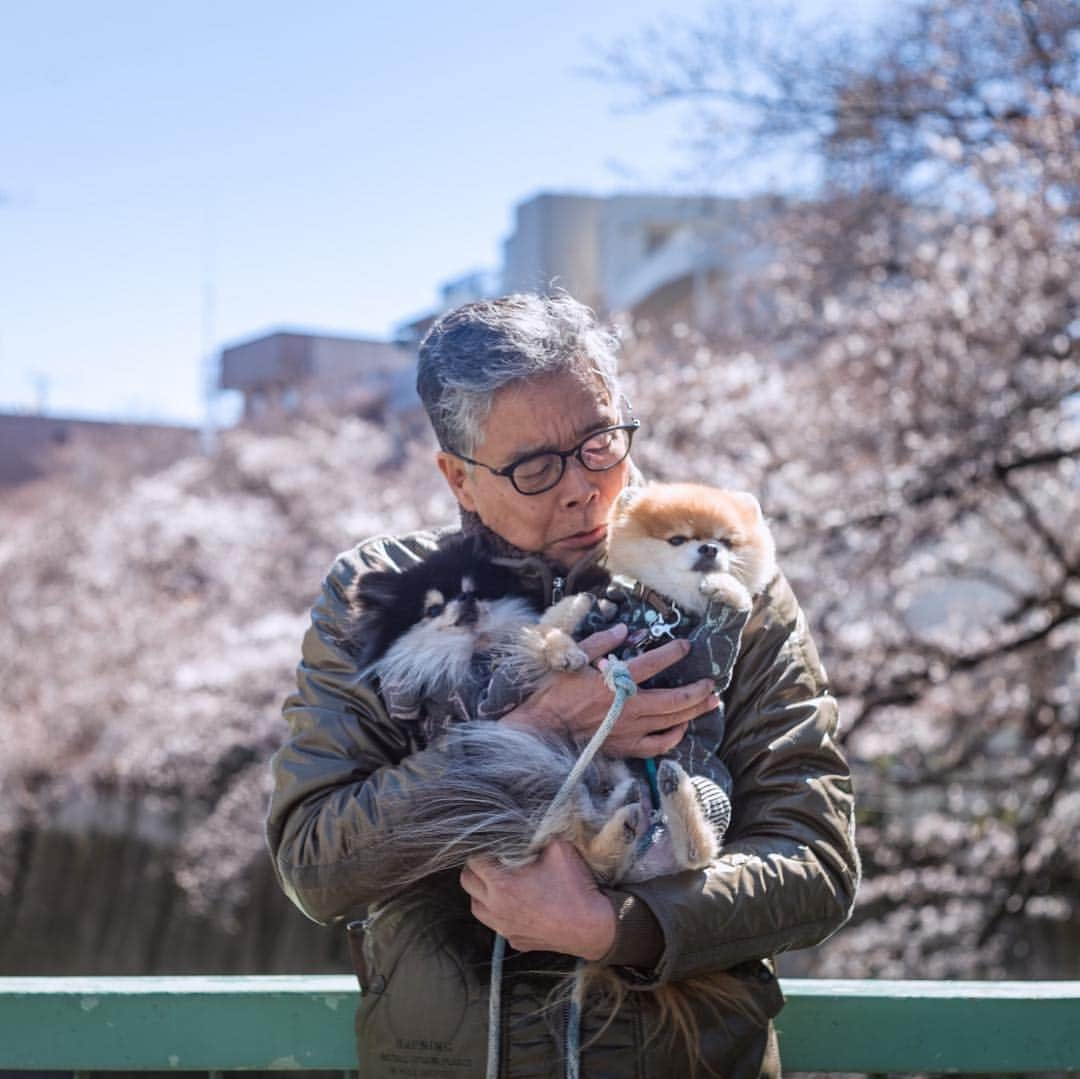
[267, 292, 859, 1078]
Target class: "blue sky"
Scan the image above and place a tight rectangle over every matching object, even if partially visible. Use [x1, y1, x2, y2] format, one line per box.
[0, 1, 881, 424]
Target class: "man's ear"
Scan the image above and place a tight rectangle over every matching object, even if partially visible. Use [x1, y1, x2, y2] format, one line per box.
[436, 451, 478, 512]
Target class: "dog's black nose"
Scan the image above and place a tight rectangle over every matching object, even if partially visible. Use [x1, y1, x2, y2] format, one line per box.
[698, 542, 719, 561]
[455, 593, 479, 626]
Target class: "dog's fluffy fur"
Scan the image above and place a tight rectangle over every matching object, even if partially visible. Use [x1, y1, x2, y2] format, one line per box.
[607, 482, 776, 613]
[357, 720, 723, 894]
[339, 537, 541, 682]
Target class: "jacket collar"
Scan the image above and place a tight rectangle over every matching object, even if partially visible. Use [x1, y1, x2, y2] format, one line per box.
[458, 508, 610, 606]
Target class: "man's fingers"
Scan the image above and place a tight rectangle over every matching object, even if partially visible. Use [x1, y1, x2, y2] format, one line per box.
[673, 694, 722, 725]
[623, 722, 690, 758]
[578, 623, 629, 663]
[602, 682, 718, 757]
[631, 695, 720, 737]
[624, 638, 692, 683]
[569, 630, 694, 682]
[644, 723, 689, 755]
[630, 678, 716, 719]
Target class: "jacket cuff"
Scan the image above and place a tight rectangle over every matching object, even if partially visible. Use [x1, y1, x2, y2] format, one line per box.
[597, 889, 665, 970]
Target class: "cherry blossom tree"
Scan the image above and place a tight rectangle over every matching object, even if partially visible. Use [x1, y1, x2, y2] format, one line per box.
[2, 0, 1076, 984]
[609, 0, 1079, 977]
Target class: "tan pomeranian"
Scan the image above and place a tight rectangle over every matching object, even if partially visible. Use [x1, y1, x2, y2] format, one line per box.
[519, 480, 776, 685]
[606, 482, 777, 613]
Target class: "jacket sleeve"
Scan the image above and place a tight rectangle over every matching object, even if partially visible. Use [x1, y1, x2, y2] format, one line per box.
[265, 532, 453, 925]
[617, 571, 861, 985]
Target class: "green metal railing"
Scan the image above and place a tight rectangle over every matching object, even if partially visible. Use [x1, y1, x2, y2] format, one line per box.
[1, 977, 1078, 1073]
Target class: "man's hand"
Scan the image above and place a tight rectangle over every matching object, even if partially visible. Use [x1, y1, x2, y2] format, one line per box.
[501, 623, 720, 758]
[460, 842, 616, 960]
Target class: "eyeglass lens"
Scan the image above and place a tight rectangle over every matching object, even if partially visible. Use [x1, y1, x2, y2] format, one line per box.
[512, 427, 632, 494]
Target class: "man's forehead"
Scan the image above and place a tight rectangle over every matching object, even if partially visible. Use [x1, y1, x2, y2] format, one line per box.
[497, 405, 616, 460]
[482, 378, 616, 458]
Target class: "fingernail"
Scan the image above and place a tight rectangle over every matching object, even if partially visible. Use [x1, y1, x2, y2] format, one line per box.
[679, 639, 692, 654]
[611, 623, 629, 638]
[707, 694, 721, 708]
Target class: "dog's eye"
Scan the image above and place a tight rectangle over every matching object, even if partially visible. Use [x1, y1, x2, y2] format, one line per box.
[718, 537, 735, 549]
[424, 602, 446, 618]
[667, 536, 688, 546]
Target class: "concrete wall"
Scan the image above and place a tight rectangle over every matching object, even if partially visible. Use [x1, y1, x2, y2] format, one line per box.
[0, 412, 200, 488]
[0, 798, 349, 976]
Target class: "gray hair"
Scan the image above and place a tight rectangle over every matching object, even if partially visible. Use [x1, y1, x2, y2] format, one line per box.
[416, 292, 621, 455]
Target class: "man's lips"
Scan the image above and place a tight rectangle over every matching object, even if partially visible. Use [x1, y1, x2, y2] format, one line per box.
[558, 524, 608, 549]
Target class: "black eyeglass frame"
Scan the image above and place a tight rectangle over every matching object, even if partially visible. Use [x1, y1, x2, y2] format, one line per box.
[446, 418, 641, 496]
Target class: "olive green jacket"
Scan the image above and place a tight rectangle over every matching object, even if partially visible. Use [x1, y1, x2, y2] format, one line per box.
[267, 529, 860, 1078]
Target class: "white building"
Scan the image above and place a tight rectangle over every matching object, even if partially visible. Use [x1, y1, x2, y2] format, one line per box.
[397, 190, 780, 344]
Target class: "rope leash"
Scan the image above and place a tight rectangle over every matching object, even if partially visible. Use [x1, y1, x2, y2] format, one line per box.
[565, 955, 586, 1079]
[486, 657, 638, 1079]
[528, 659, 638, 857]
[485, 933, 506, 1079]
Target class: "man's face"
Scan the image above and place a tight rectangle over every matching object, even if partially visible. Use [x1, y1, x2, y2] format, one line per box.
[436, 370, 630, 570]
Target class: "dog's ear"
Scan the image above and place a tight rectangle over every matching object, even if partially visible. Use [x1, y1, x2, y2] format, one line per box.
[730, 489, 763, 522]
[335, 570, 402, 664]
[353, 570, 401, 613]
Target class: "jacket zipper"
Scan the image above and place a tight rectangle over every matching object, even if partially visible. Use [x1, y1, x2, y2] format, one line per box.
[552, 575, 565, 604]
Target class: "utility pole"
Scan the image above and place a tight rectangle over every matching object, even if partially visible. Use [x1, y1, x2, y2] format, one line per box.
[199, 204, 218, 455]
[30, 371, 49, 414]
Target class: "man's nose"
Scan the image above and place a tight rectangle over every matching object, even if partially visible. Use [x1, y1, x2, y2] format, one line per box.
[559, 457, 599, 507]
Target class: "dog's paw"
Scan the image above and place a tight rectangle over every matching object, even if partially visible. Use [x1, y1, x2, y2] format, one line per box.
[679, 812, 718, 869]
[541, 629, 589, 671]
[619, 804, 643, 844]
[659, 758, 698, 798]
[699, 574, 752, 612]
[657, 760, 717, 870]
[595, 597, 619, 621]
[585, 802, 648, 883]
[658, 758, 684, 797]
[539, 592, 594, 634]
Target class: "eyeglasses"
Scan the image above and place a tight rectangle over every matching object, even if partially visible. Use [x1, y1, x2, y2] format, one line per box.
[448, 419, 640, 496]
